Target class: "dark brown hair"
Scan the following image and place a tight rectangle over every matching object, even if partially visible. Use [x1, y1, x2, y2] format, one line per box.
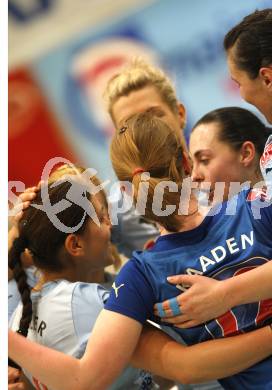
[224, 9, 272, 79]
[192, 107, 271, 159]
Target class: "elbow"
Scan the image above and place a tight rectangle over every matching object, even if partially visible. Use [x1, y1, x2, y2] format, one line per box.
[65, 381, 88, 390]
[181, 378, 192, 385]
[68, 382, 96, 390]
[177, 375, 195, 385]
[175, 371, 208, 385]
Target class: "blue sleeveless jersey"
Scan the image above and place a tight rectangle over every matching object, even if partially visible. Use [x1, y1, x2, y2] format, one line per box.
[105, 191, 272, 389]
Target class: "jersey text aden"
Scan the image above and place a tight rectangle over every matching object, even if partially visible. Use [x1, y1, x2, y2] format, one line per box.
[199, 231, 254, 272]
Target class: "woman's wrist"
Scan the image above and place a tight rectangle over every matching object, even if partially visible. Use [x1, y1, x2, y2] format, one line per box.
[219, 278, 237, 310]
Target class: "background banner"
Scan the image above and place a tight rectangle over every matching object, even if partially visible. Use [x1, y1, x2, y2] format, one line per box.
[9, 0, 270, 186]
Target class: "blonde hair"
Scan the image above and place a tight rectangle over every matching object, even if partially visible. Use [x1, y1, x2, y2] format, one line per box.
[110, 112, 186, 232]
[104, 58, 179, 123]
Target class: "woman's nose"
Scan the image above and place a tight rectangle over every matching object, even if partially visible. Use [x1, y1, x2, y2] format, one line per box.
[191, 165, 204, 182]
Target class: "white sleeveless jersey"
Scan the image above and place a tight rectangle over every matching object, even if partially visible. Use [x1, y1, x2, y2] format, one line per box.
[10, 278, 157, 390]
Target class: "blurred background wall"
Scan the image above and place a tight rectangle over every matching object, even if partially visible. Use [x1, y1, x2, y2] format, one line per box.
[8, 0, 270, 187]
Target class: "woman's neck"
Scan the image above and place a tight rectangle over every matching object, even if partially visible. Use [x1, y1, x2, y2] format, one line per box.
[243, 162, 264, 187]
[160, 195, 206, 236]
[250, 170, 264, 187]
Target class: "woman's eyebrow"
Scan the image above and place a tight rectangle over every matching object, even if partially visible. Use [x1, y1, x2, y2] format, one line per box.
[193, 149, 212, 158]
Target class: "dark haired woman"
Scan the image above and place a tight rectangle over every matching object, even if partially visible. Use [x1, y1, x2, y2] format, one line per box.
[8, 171, 156, 390]
[224, 8, 272, 188]
[151, 109, 272, 389]
[155, 107, 272, 334]
[224, 9, 272, 125]
[190, 106, 271, 204]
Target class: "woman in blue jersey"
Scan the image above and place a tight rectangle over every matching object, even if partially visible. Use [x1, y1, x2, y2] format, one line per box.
[155, 107, 272, 328]
[109, 112, 272, 390]
[9, 112, 272, 390]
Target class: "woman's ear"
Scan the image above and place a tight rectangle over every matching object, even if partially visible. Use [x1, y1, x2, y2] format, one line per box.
[65, 234, 84, 257]
[240, 141, 256, 167]
[177, 103, 186, 129]
[259, 66, 272, 91]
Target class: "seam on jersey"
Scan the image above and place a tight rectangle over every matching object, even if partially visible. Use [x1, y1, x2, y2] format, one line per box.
[105, 305, 146, 325]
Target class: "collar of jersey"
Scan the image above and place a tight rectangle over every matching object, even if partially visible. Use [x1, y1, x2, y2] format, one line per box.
[149, 202, 230, 252]
[151, 214, 215, 251]
[148, 192, 247, 252]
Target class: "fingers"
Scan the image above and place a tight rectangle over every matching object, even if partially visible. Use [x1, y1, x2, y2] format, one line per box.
[8, 383, 26, 390]
[23, 186, 37, 194]
[14, 211, 23, 223]
[154, 297, 183, 318]
[154, 306, 174, 317]
[19, 192, 36, 203]
[167, 274, 198, 286]
[19, 184, 40, 200]
[168, 297, 182, 316]
[13, 202, 30, 222]
[8, 366, 20, 382]
[174, 319, 201, 328]
[159, 315, 200, 328]
[37, 180, 44, 190]
[154, 299, 175, 316]
[11, 185, 40, 222]
[155, 302, 167, 318]
[18, 185, 39, 205]
[161, 314, 190, 324]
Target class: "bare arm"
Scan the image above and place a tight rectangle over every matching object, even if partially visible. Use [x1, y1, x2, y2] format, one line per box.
[9, 312, 272, 388]
[132, 324, 272, 384]
[9, 310, 142, 390]
[155, 262, 272, 327]
[223, 261, 272, 304]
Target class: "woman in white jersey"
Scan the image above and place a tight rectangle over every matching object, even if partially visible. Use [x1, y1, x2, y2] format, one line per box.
[9, 166, 157, 390]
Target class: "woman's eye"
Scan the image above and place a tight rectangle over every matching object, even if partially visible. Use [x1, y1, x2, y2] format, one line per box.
[200, 159, 209, 165]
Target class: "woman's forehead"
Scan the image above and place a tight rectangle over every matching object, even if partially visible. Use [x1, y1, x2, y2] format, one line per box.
[190, 123, 220, 151]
